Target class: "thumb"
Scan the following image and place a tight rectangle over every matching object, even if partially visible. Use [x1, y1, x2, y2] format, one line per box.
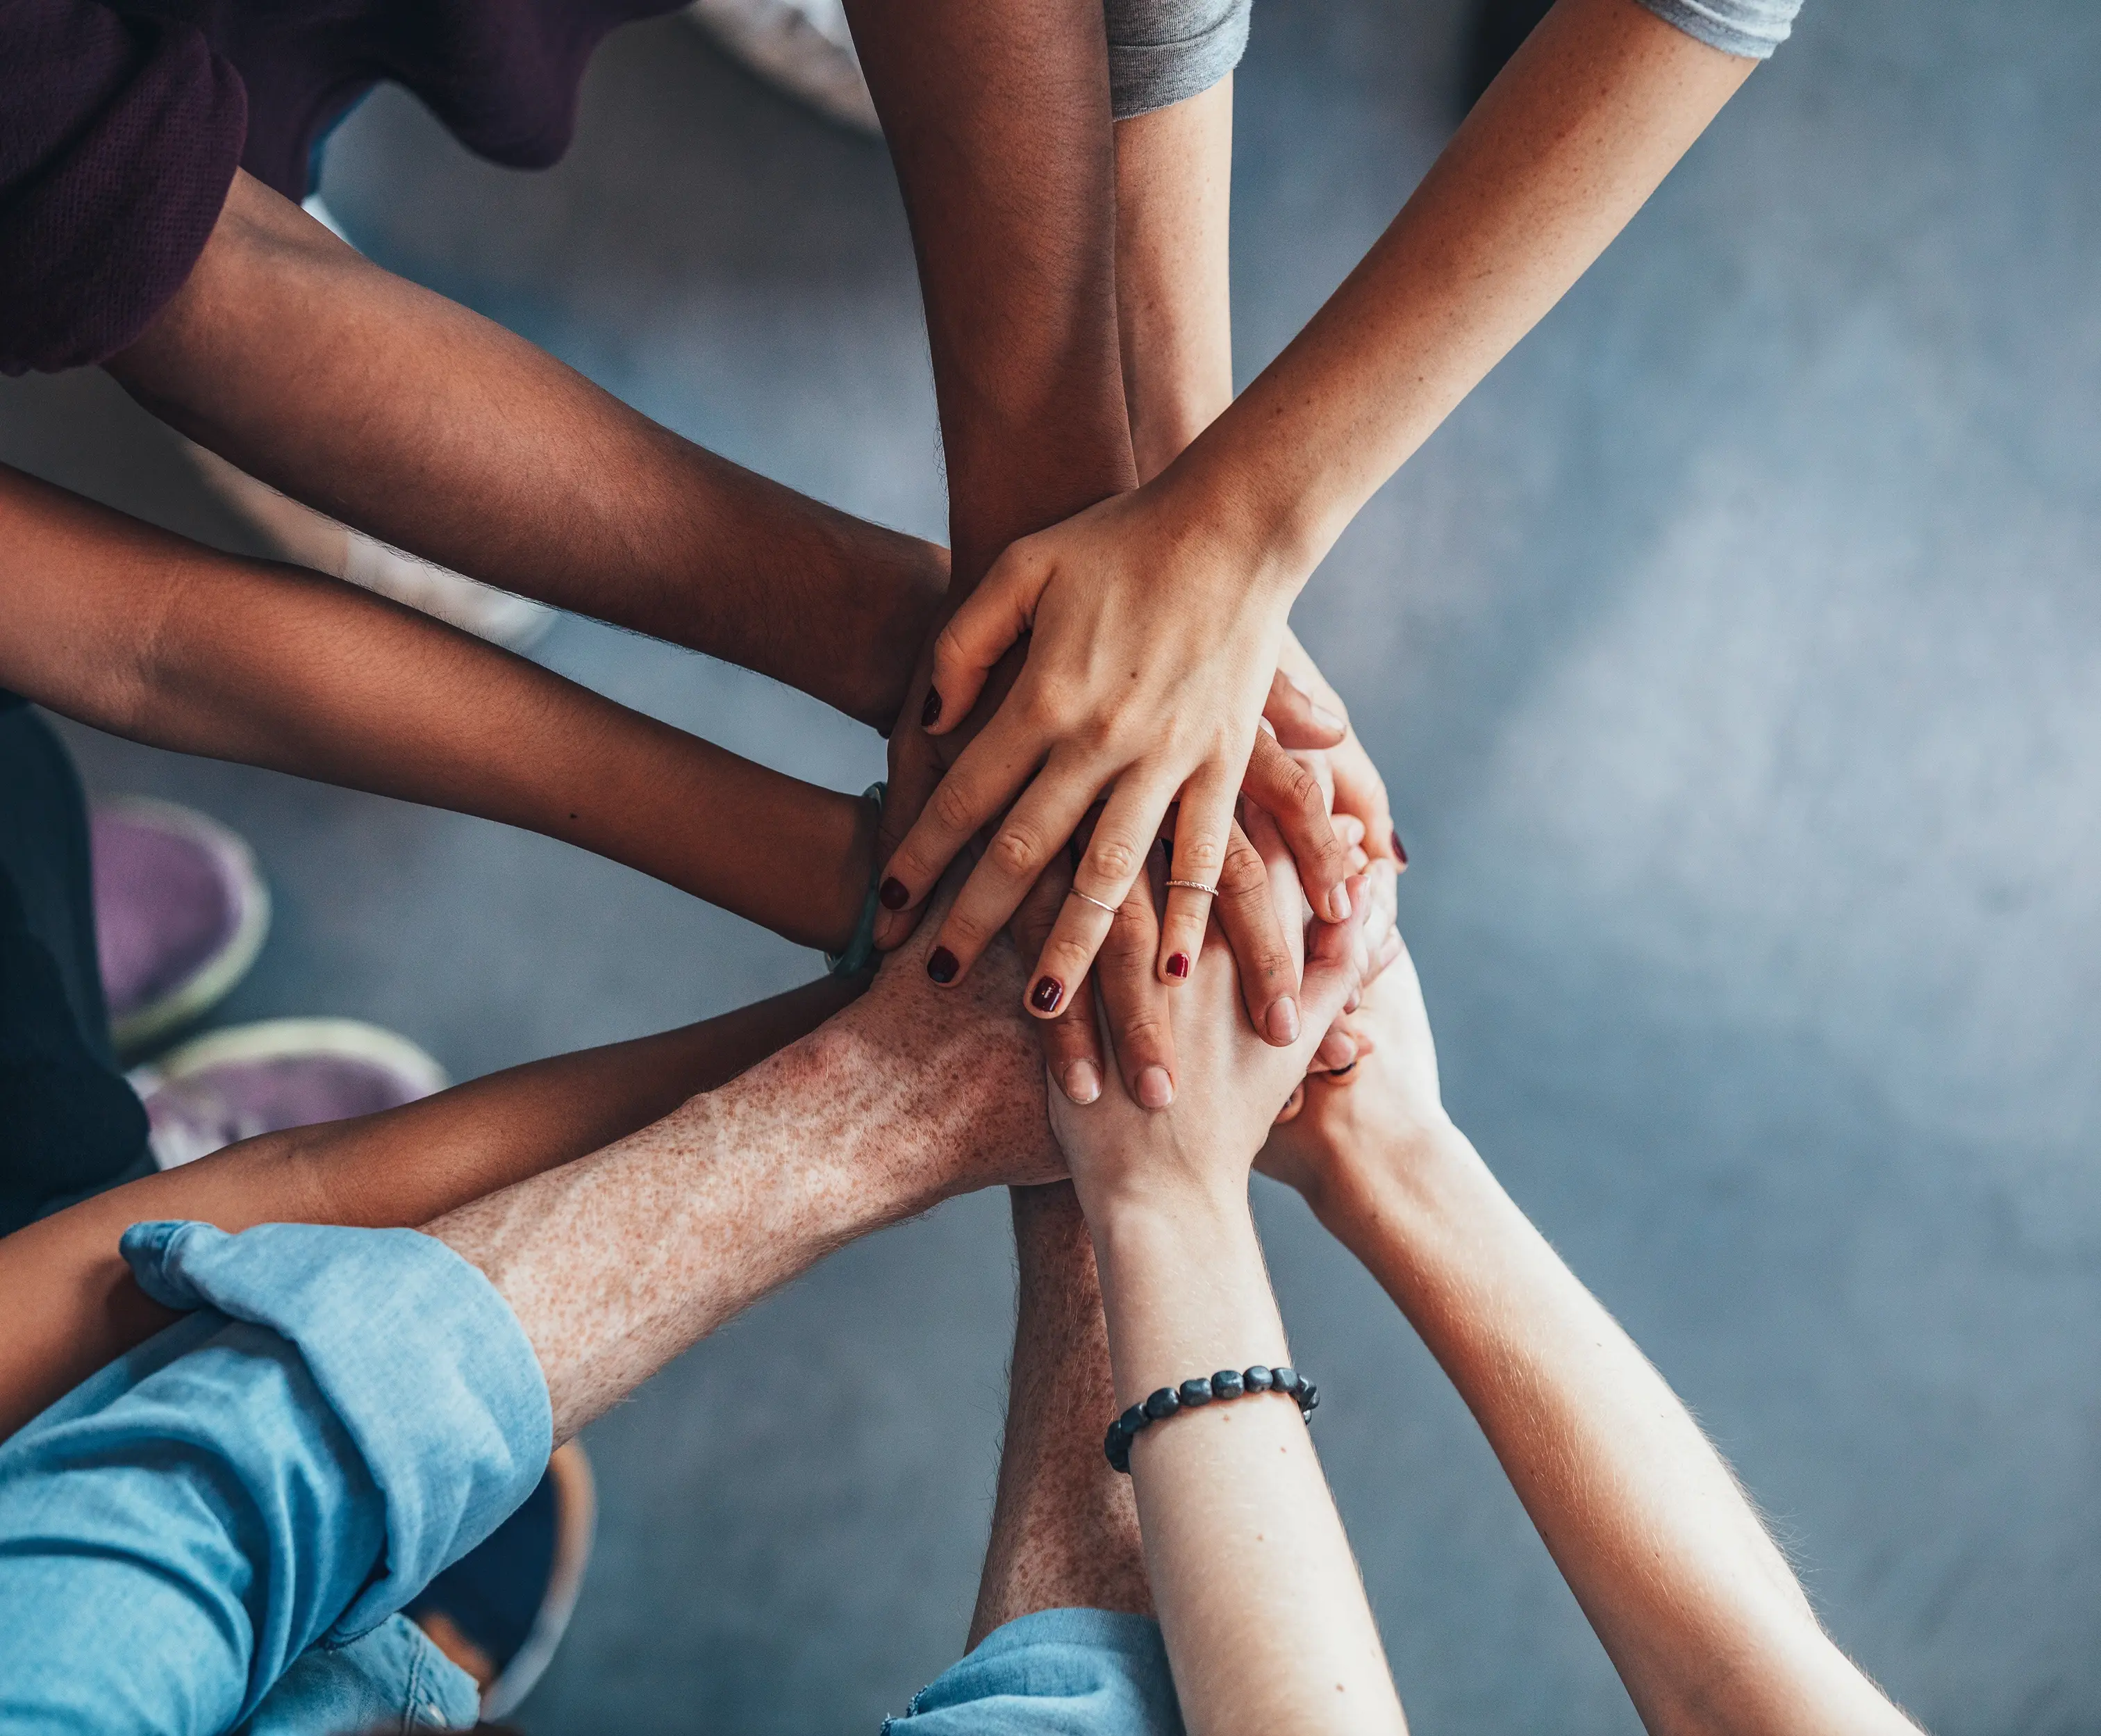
[926, 543, 1043, 735]
[1295, 874, 1371, 1047]
[1262, 667, 1348, 751]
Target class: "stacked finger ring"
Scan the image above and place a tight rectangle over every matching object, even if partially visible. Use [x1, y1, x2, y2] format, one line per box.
[1071, 889, 1120, 915]
[1165, 879, 1217, 896]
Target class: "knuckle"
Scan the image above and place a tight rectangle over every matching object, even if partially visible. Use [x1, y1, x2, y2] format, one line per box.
[1114, 1013, 1169, 1060]
[929, 776, 982, 835]
[988, 824, 1042, 880]
[1174, 833, 1227, 876]
[1218, 835, 1268, 894]
[1088, 834, 1141, 884]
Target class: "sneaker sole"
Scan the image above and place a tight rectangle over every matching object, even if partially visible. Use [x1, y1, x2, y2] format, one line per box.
[104, 799, 273, 1061]
[481, 1439, 598, 1720]
[129, 1018, 450, 1169]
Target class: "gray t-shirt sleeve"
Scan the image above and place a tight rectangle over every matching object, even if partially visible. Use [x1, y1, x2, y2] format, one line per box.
[1104, 0, 1251, 121]
[1630, 0, 1802, 59]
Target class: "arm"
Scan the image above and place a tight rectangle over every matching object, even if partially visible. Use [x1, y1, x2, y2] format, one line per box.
[0, 462, 876, 950]
[878, 0, 1753, 1001]
[0, 974, 858, 1439]
[1260, 955, 1920, 1736]
[107, 170, 943, 731]
[1051, 836, 1397, 1736]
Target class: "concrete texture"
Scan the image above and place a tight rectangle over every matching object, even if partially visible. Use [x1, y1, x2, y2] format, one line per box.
[3, 0, 2098, 1728]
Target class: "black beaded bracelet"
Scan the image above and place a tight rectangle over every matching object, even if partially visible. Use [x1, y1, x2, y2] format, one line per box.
[1103, 1365, 1318, 1474]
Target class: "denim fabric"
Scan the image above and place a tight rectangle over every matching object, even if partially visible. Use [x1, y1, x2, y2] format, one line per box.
[242, 1613, 481, 1734]
[0, 1220, 549, 1734]
[886, 1608, 1184, 1736]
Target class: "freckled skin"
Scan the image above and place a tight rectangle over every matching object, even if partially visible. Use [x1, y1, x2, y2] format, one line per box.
[431, 921, 1061, 1441]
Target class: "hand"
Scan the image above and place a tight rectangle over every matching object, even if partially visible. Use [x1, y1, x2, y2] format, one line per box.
[1049, 836, 1372, 1211]
[1257, 923, 1450, 1228]
[873, 481, 1353, 1030]
[1274, 627, 1405, 872]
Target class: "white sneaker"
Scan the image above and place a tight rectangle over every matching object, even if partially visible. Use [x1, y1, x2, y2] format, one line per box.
[686, 0, 881, 135]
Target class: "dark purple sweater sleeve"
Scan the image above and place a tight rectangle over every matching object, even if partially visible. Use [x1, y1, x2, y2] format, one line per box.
[0, 0, 246, 375]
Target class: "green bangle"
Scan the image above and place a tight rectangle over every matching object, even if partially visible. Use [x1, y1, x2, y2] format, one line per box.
[825, 782, 887, 978]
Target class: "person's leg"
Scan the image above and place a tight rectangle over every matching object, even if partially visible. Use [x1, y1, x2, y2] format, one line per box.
[0, 696, 151, 1232]
[970, 1183, 1151, 1645]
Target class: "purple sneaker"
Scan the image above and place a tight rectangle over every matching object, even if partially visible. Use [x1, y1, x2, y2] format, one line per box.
[128, 1019, 449, 1170]
[92, 799, 271, 1059]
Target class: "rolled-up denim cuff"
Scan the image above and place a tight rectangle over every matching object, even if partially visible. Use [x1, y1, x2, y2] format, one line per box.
[122, 1219, 552, 1638]
[1629, 0, 1799, 59]
[886, 1607, 1182, 1736]
[1105, 0, 1251, 120]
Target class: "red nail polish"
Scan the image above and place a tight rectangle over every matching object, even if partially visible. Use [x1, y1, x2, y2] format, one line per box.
[921, 688, 943, 728]
[1165, 952, 1190, 979]
[1030, 976, 1063, 1013]
[927, 946, 958, 984]
[879, 877, 910, 910]
[1391, 830, 1408, 867]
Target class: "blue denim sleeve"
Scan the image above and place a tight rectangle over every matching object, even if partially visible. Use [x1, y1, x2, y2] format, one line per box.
[886, 1608, 1185, 1736]
[0, 1221, 550, 1735]
[1630, 0, 1802, 59]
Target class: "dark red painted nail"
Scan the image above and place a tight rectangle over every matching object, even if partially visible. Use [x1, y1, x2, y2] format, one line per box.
[1391, 830, 1409, 867]
[1165, 952, 1190, 979]
[927, 946, 958, 984]
[1030, 976, 1063, 1013]
[921, 688, 943, 728]
[879, 877, 910, 910]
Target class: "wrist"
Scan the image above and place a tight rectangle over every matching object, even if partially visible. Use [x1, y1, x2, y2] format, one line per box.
[1153, 422, 1331, 606]
[1309, 1118, 1488, 1274]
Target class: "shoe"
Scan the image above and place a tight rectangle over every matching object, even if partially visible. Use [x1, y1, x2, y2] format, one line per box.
[93, 799, 272, 1060]
[407, 1439, 598, 1720]
[129, 1018, 449, 1169]
[686, 0, 881, 135]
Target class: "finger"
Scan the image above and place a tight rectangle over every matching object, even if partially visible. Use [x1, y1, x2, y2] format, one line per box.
[1011, 851, 1107, 1105]
[1027, 774, 1177, 1019]
[1262, 666, 1347, 751]
[877, 708, 1053, 940]
[1243, 731, 1352, 924]
[1214, 815, 1304, 1046]
[924, 542, 1044, 734]
[1331, 736, 1402, 871]
[1157, 765, 1238, 985]
[1095, 844, 1177, 1108]
[927, 753, 1106, 984]
[873, 708, 949, 950]
[1356, 858, 1400, 988]
[1295, 872, 1374, 1053]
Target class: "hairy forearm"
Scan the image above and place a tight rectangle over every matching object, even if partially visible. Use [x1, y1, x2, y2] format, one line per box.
[432, 959, 1061, 1439]
[1088, 1183, 1403, 1736]
[1163, 0, 1753, 579]
[106, 171, 943, 728]
[0, 465, 872, 948]
[0, 976, 856, 1440]
[1319, 1128, 1916, 1736]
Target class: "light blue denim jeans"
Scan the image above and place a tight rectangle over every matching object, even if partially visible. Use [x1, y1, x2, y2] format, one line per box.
[886, 1608, 1184, 1736]
[0, 1219, 548, 1733]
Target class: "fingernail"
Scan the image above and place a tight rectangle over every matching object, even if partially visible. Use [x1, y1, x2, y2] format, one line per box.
[1136, 1066, 1174, 1109]
[1328, 1034, 1359, 1067]
[1327, 883, 1352, 921]
[879, 877, 911, 910]
[1064, 1060, 1102, 1104]
[927, 946, 958, 984]
[1311, 703, 1346, 733]
[1391, 830, 1409, 867]
[1266, 997, 1300, 1044]
[1165, 952, 1190, 980]
[920, 688, 943, 728]
[1031, 976, 1064, 1014]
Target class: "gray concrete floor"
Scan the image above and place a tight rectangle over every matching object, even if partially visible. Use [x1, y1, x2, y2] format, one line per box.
[3, 0, 2099, 1728]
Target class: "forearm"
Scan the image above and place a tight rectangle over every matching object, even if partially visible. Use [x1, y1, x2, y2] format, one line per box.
[1318, 1128, 1915, 1736]
[847, 0, 1137, 587]
[0, 465, 872, 948]
[1114, 80, 1236, 483]
[107, 172, 942, 728]
[431, 963, 1058, 1439]
[1086, 1181, 1402, 1736]
[1161, 0, 1753, 581]
[0, 976, 856, 1440]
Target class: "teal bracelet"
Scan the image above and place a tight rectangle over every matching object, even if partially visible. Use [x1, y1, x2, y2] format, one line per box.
[825, 781, 887, 978]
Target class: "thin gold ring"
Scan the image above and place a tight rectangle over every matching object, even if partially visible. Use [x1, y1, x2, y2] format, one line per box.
[1070, 888, 1120, 916]
[1165, 879, 1218, 896]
